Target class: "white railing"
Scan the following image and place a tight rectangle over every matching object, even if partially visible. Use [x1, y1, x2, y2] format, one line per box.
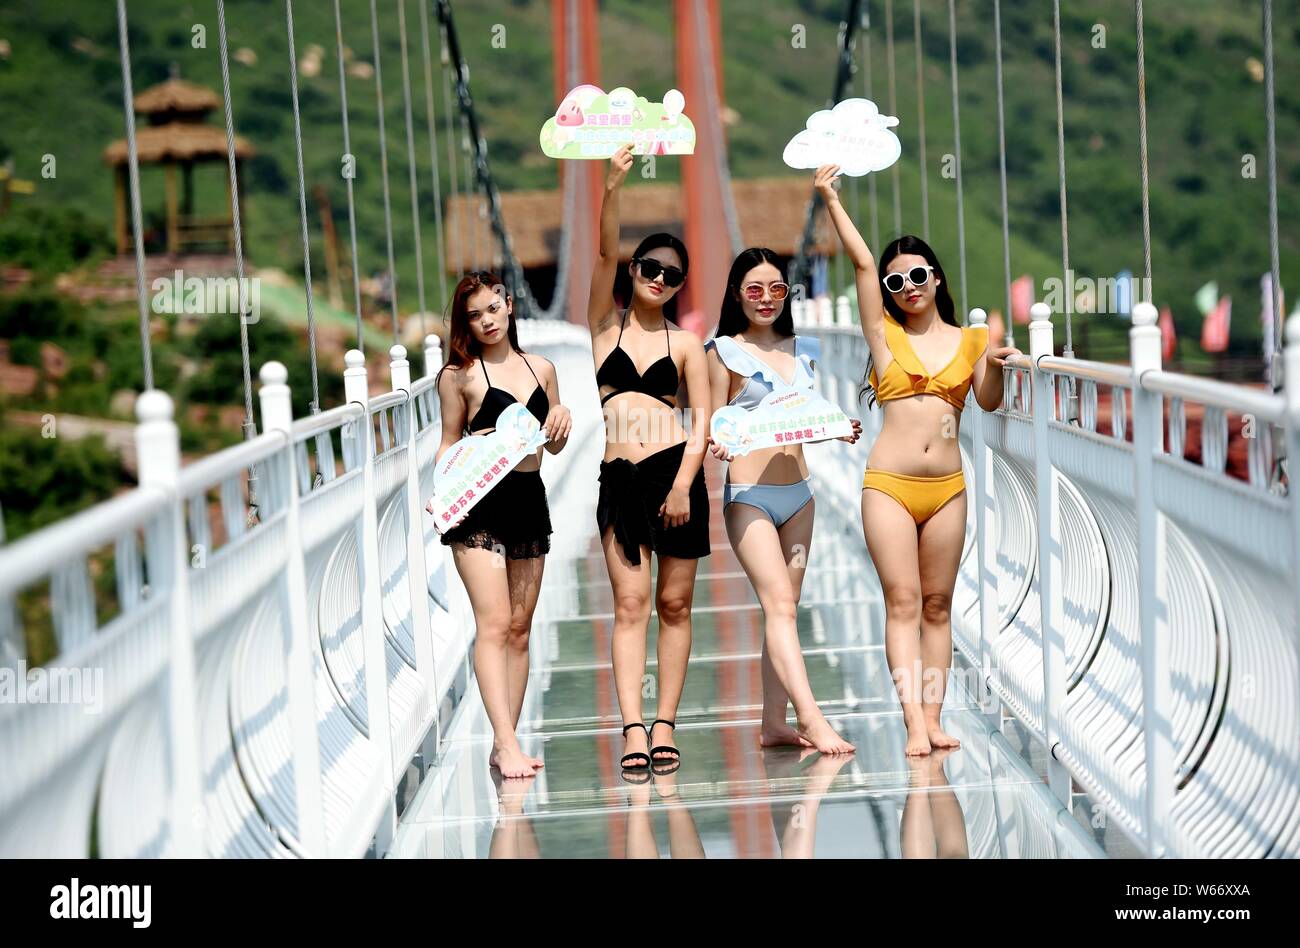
[0, 320, 595, 858]
[799, 298, 1300, 859]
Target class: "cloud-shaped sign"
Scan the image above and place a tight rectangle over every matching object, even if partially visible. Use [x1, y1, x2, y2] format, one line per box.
[782, 98, 901, 176]
[540, 84, 695, 160]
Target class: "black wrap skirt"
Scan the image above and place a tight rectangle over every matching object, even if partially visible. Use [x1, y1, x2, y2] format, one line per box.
[596, 441, 710, 566]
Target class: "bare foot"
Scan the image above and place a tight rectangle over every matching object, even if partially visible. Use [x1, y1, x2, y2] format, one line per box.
[796, 716, 855, 755]
[491, 749, 546, 770]
[491, 744, 541, 779]
[760, 721, 814, 748]
[904, 720, 932, 757]
[925, 721, 961, 750]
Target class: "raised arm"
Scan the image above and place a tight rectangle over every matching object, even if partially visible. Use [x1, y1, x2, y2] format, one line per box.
[587, 144, 635, 334]
[814, 165, 889, 365]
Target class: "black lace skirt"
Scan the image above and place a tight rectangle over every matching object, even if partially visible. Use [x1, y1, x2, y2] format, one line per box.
[440, 467, 551, 560]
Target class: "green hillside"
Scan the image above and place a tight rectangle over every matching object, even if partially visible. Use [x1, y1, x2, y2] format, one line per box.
[0, 0, 1295, 358]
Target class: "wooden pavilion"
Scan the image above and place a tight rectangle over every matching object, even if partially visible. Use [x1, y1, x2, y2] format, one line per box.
[102, 75, 254, 255]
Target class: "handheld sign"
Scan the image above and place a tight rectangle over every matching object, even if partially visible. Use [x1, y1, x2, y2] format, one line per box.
[782, 97, 901, 176]
[540, 84, 695, 159]
[429, 403, 549, 534]
[710, 389, 855, 458]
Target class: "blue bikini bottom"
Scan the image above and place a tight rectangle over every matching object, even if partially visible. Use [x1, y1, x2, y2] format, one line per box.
[722, 479, 814, 528]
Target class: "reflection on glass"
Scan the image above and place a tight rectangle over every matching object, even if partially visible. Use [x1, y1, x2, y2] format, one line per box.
[489, 772, 540, 859]
[621, 770, 705, 859]
[900, 747, 969, 858]
[763, 747, 854, 858]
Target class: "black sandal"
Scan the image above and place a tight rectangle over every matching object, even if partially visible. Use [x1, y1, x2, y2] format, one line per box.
[650, 719, 680, 765]
[620, 722, 651, 770]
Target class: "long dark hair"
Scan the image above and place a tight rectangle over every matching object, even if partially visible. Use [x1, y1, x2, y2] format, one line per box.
[626, 232, 689, 321]
[436, 270, 523, 385]
[860, 235, 959, 406]
[715, 247, 795, 339]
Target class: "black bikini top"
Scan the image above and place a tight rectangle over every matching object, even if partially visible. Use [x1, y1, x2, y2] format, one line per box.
[466, 353, 549, 434]
[595, 309, 679, 407]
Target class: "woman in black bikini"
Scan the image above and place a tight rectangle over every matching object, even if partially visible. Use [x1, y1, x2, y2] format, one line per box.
[589, 145, 711, 773]
[434, 271, 572, 779]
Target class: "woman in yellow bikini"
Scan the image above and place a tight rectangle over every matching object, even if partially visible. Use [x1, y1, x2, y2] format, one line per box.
[815, 164, 1020, 757]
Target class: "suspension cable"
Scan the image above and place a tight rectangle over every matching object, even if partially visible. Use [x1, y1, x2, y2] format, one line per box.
[790, 0, 865, 291]
[333, 0, 365, 352]
[1135, 0, 1153, 307]
[1052, 0, 1074, 356]
[417, 0, 448, 312]
[914, 0, 929, 241]
[993, 0, 1014, 348]
[285, 0, 320, 413]
[396, 0, 427, 340]
[1263, 0, 1283, 391]
[215, 0, 256, 440]
[863, 1, 880, 253]
[439, 22, 462, 281]
[947, 0, 968, 322]
[369, 0, 401, 342]
[884, 0, 901, 236]
[114, 0, 154, 391]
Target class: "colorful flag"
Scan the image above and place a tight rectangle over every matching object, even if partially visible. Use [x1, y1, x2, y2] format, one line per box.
[1200, 295, 1232, 353]
[1194, 280, 1219, 317]
[1011, 275, 1034, 325]
[1158, 305, 1176, 361]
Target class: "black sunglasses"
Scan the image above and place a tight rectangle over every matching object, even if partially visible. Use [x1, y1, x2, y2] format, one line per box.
[634, 257, 685, 288]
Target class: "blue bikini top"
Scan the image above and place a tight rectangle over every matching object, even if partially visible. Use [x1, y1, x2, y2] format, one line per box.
[706, 334, 819, 410]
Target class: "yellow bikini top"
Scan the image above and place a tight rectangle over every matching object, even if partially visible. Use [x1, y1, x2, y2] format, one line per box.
[868, 315, 987, 410]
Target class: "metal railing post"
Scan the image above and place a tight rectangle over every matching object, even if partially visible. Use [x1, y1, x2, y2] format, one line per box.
[1287, 315, 1300, 701]
[390, 345, 438, 709]
[134, 390, 204, 856]
[1028, 302, 1071, 805]
[256, 361, 327, 857]
[969, 308, 1001, 721]
[1131, 301, 1171, 856]
[344, 348, 397, 849]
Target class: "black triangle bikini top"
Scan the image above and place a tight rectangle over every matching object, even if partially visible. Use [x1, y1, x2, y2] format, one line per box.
[595, 309, 679, 407]
[467, 353, 549, 434]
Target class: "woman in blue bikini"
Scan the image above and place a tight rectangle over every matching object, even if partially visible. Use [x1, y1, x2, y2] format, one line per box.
[706, 247, 862, 754]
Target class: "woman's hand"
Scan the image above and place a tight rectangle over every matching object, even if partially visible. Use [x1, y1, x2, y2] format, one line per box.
[542, 404, 572, 442]
[838, 418, 863, 445]
[707, 435, 733, 463]
[986, 345, 1022, 370]
[606, 144, 634, 190]
[659, 484, 692, 528]
[814, 164, 842, 205]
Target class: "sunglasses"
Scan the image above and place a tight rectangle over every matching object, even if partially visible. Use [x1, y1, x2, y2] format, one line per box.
[741, 282, 790, 302]
[882, 265, 935, 294]
[634, 257, 685, 288]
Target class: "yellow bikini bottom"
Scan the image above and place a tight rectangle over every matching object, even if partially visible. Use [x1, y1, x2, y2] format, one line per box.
[862, 469, 966, 524]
